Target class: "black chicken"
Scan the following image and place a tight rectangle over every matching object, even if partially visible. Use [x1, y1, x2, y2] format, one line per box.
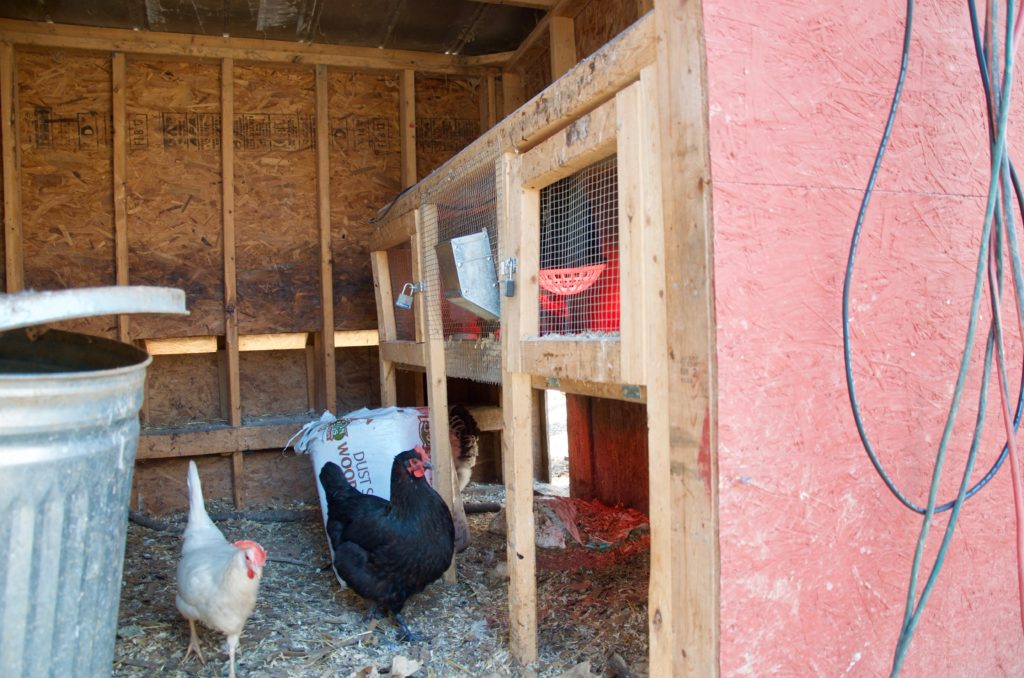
[319, 448, 454, 641]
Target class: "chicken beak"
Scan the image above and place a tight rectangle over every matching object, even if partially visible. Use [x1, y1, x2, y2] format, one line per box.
[423, 460, 433, 470]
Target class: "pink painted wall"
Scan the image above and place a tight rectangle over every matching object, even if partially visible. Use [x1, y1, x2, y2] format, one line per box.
[706, 0, 1024, 674]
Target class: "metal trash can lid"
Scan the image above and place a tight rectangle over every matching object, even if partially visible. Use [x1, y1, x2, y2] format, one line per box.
[0, 286, 188, 332]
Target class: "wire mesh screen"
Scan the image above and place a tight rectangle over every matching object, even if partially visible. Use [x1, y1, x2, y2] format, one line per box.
[538, 154, 619, 336]
[420, 161, 502, 383]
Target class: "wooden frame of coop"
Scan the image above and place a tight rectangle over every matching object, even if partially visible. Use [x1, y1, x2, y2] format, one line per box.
[368, 5, 718, 675]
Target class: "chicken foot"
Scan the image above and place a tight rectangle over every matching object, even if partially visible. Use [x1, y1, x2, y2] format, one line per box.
[393, 612, 423, 643]
[181, 619, 206, 665]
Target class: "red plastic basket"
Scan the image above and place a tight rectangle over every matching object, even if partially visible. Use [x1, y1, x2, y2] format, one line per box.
[538, 264, 607, 296]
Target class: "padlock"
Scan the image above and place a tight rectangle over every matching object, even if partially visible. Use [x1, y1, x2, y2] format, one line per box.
[395, 282, 415, 310]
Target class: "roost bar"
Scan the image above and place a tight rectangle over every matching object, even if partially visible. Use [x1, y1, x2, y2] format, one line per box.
[4, 0, 1019, 675]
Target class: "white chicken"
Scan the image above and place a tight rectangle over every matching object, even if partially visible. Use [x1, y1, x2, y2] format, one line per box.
[176, 460, 266, 678]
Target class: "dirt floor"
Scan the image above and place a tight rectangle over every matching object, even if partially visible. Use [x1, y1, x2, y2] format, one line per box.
[111, 483, 650, 678]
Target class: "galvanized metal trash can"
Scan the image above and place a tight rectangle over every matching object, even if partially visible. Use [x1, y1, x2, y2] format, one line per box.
[0, 287, 186, 677]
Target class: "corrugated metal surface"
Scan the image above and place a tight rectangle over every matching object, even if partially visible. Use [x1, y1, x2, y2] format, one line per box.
[0, 0, 543, 55]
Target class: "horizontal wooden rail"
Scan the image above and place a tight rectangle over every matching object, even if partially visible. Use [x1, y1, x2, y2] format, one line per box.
[144, 329, 379, 356]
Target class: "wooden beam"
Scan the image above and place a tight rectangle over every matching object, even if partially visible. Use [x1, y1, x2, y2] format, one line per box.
[646, 0, 720, 672]
[0, 19, 491, 76]
[498, 150, 537, 663]
[112, 51, 130, 342]
[238, 333, 308, 352]
[221, 58, 241, 428]
[1, 42, 23, 292]
[315, 64, 337, 413]
[334, 329, 379, 347]
[548, 15, 577, 79]
[529, 375, 646, 402]
[137, 417, 312, 459]
[468, 0, 557, 9]
[466, 404, 503, 431]
[519, 337, 621, 384]
[146, 336, 218, 355]
[399, 69, 417, 187]
[369, 209, 417, 251]
[379, 340, 426, 369]
[520, 96, 617, 190]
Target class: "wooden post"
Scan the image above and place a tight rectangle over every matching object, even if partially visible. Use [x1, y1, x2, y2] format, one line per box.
[646, 0, 719, 672]
[315, 64, 337, 413]
[400, 69, 417, 187]
[221, 57, 241, 429]
[418, 205, 458, 583]
[371, 250, 399, 406]
[1, 42, 23, 293]
[486, 73, 498, 129]
[112, 51, 130, 342]
[616, 79, 647, 385]
[548, 15, 577, 80]
[499, 151, 537, 664]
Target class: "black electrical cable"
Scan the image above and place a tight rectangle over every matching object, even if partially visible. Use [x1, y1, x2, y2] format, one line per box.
[842, 0, 1024, 516]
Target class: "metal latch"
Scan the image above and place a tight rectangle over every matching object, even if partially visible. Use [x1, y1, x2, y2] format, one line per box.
[500, 257, 518, 297]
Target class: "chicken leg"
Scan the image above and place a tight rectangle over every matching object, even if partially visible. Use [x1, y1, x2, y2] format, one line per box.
[226, 633, 240, 678]
[394, 612, 423, 642]
[182, 619, 206, 665]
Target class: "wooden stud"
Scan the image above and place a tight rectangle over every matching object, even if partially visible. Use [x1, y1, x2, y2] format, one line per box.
[498, 150, 537, 663]
[486, 73, 498, 129]
[333, 329, 379, 347]
[221, 58, 241, 428]
[645, 0, 720, 671]
[410, 233, 425, 346]
[306, 339, 319, 411]
[418, 205, 458, 583]
[231, 451, 245, 509]
[501, 70, 525, 118]
[371, 250, 399, 405]
[532, 389, 550, 483]
[548, 15, 577, 80]
[1, 42, 23, 292]
[315, 64, 337, 413]
[112, 51, 130, 342]
[565, 394, 594, 499]
[0, 19, 492, 76]
[400, 69, 417, 187]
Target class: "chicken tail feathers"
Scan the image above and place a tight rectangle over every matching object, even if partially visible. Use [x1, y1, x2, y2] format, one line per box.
[186, 460, 217, 533]
[319, 461, 357, 503]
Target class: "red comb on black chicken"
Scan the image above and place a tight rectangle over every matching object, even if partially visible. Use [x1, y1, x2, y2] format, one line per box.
[319, 447, 454, 641]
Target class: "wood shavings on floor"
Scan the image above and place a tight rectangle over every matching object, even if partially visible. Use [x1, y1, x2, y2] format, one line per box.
[112, 485, 649, 678]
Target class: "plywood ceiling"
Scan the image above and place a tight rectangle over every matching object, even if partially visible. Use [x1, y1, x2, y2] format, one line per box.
[0, 0, 549, 56]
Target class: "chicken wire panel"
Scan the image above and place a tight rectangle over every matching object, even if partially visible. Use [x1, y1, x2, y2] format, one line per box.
[420, 160, 502, 384]
[538, 154, 619, 337]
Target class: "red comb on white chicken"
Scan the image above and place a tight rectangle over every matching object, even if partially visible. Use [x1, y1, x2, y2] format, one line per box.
[176, 460, 266, 678]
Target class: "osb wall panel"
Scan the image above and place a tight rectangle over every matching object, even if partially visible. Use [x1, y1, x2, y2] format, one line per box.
[387, 243, 416, 341]
[574, 0, 640, 61]
[706, 0, 1024, 674]
[131, 450, 317, 515]
[327, 71, 401, 330]
[415, 76, 481, 180]
[239, 350, 310, 419]
[126, 58, 224, 339]
[517, 38, 551, 104]
[334, 346, 380, 415]
[144, 353, 222, 427]
[233, 63, 320, 335]
[17, 49, 115, 338]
